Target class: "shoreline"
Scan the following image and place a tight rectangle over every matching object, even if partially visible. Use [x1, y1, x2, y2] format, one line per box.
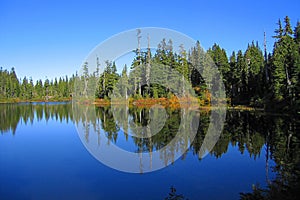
[1, 97, 259, 111]
[2, 98, 297, 115]
[0, 97, 72, 104]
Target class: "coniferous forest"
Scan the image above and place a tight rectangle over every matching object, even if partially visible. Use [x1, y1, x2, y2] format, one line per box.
[0, 68, 75, 102]
[1, 16, 300, 113]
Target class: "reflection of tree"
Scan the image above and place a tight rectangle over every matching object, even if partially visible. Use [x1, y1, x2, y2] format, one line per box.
[2, 103, 299, 197]
[239, 114, 300, 200]
[164, 186, 188, 200]
[112, 105, 129, 140]
[0, 103, 72, 134]
[129, 107, 153, 153]
[96, 106, 119, 144]
[201, 111, 269, 159]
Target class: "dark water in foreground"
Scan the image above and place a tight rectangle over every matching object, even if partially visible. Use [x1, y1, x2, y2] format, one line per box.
[0, 102, 299, 199]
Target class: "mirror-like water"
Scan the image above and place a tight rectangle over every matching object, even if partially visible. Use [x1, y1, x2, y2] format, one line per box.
[0, 103, 299, 199]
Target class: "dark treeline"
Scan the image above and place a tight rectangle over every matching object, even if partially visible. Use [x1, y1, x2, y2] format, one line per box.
[0, 68, 75, 102]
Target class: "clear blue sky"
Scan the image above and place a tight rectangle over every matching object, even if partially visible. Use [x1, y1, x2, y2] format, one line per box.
[0, 0, 299, 81]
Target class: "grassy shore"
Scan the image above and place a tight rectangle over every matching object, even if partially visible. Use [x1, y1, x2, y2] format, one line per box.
[92, 97, 261, 111]
[0, 97, 262, 112]
[0, 97, 72, 104]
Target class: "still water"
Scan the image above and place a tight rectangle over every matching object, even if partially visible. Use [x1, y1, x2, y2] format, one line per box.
[0, 102, 299, 199]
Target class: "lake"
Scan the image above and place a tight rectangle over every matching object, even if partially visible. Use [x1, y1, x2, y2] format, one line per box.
[0, 102, 299, 199]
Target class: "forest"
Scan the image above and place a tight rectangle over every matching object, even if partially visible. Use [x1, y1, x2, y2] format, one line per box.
[0, 68, 75, 102]
[1, 16, 299, 113]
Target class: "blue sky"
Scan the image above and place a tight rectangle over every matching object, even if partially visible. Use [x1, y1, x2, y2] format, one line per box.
[0, 0, 299, 81]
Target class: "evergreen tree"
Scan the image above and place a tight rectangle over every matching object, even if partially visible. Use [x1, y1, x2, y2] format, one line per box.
[271, 16, 298, 109]
[294, 21, 300, 111]
[35, 79, 43, 97]
[207, 44, 231, 96]
[178, 44, 189, 96]
[273, 19, 283, 40]
[244, 42, 265, 103]
[229, 51, 238, 102]
[189, 41, 204, 88]
[9, 68, 20, 97]
[235, 50, 246, 103]
[21, 77, 28, 99]
[28, 77, 34, 99]
[98, 61, 119, 98]
[44, 78, 50, 100]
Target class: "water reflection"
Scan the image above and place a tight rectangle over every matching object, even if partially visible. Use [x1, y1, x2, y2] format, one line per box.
[0, 102, 72, 134]
[0, 103, 299, 198]
[73, 104, 203, 173]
